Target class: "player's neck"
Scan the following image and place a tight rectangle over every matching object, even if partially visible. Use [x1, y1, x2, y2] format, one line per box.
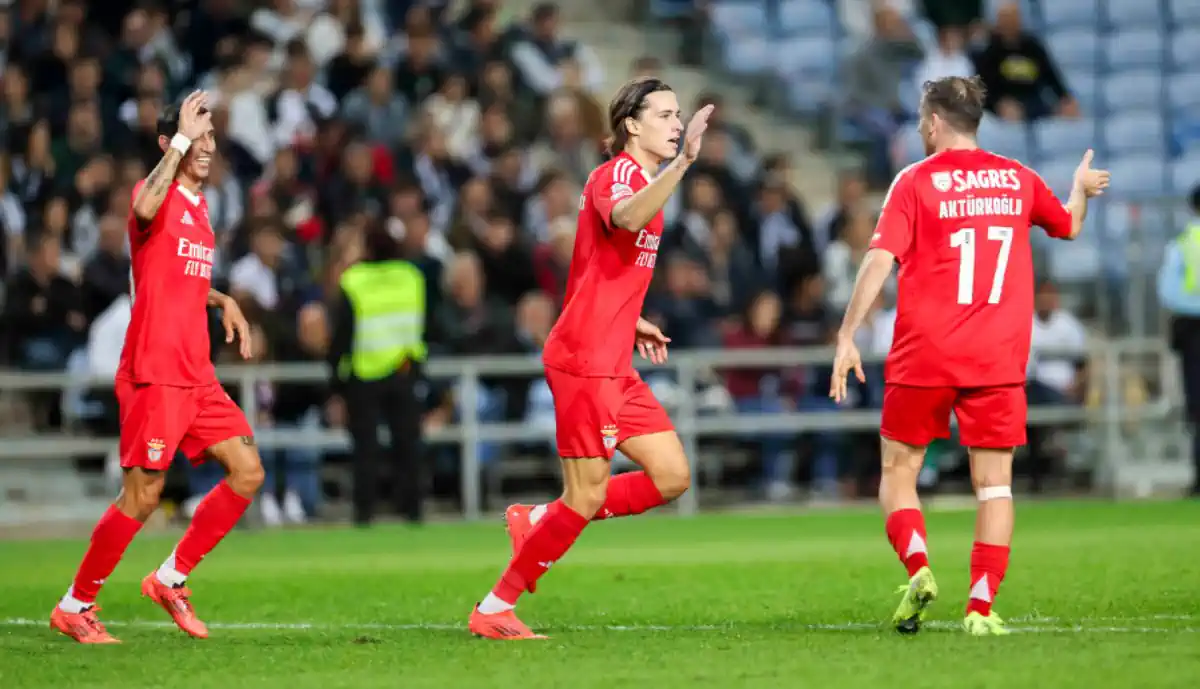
[622, 146, 661, 175]
[934, 136, 978, 154]
[175, 173, 203, 195]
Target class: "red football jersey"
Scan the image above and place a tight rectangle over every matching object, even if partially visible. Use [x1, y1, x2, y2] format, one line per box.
[870, 148, 1073, 387]
[542, 152, 664, 377]
[116, 180, 218, 387]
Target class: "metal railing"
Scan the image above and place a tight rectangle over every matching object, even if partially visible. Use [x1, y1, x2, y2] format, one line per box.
[0, 337, 1183, 519]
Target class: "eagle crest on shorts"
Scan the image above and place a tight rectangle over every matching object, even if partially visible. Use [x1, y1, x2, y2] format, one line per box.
[601, 424, 619, 450]
[147, 438, 166, 463]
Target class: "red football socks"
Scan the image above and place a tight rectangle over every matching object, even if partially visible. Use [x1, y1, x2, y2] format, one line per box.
[966, 541, 1010, 617]
[885, 508, 930, 577]
[592, 472, 666, 520]
[493, 500, 588, 604]
[171, 481, 251, 576]
[68, 505, 144, 604]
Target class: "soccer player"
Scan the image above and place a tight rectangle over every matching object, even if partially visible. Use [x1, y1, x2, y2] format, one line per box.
[50, 92, 264, 644]
[467, 77, 714, 640]
[829, 76, 1110, 636]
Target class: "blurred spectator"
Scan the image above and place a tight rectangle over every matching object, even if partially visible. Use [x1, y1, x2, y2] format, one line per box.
[0, 157, 28, 278]
[422, 73, 480, 161]
[230, 220, 288, 312]
[915, 26, 974, 89]
[393, 26, 445, 105]
[754, 176, 818, 286]
[3, 234, 85, 371]
[433, 251, 515, 356]
[522, 168, 576, 242]
[818, 169, 869, 249]
[920, 0, 983, 33]
[696, 92, 758, 183]
[843, 4, 924, 183]
[86, 284, 131, 380]
[527, 92, 600, 185]
[474, 211, 537, 305]
[648, 253, 721, 350]
[532, 215, 574, 305]
[325, 22, 376, 100]
[722, 291, 796, 500]
[973, 2, 1078, 122]
[270, 40, 338, 149]
[80, 213, 130, 321]
[839, 0, 918, 41]
[1027, 279, 1088, 491]
[685, 208, 759, 319]
[509, 3, 603, 98]
[342, 62, 410, 145]
[823, 210, 875, 316]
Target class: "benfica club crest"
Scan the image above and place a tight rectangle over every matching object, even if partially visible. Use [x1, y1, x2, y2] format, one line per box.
[931, 171, 952, 192]
[601, 425, 619, 450]
[147, 438, 166, 463]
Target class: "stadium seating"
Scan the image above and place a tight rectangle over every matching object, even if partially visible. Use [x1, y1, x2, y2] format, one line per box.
[701, 0, 1193, 282]
[1104, 0, 1165, 28]
[1041, 0, 1102, 30]
[1101, 71, 1163, 114]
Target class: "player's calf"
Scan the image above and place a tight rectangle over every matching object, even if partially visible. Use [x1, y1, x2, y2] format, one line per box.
[966, 448, 1015, 620]
[879, 438, 930, 576]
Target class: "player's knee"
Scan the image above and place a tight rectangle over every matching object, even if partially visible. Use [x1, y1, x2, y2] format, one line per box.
[652, 462, 691, 502]
[117, 471, 166, 520]
[227, 459, 265, 496]
[561, 477, 608, 519]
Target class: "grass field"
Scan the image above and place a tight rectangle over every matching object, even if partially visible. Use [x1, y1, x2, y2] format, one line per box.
[2, 500, 1198, 689]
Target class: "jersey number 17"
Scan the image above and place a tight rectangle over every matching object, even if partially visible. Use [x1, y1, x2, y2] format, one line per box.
[949, 226, 1013, 305]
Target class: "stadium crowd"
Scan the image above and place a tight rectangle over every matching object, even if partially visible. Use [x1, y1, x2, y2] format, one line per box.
[0, 0, 1093, 520]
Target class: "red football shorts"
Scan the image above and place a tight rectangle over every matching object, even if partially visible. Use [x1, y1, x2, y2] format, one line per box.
[880, 383, 1027, 449]
[116, 380, 254, 470]
[544, 367, 675, 459]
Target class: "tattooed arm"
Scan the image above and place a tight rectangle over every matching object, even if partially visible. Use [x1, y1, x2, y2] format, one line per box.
[131, 148, 186, 227]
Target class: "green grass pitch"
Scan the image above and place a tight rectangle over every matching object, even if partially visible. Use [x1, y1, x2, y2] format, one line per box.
[2, 500, 1198, 689]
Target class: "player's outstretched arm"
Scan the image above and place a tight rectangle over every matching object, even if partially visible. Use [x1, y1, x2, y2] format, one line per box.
[131, 91, 211, 226]
[609, 105, 714, 232]
[610, 156, 690, 232]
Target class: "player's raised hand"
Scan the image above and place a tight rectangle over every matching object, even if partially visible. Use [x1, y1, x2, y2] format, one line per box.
[635, 318, 671, 365]
[829, 335, 866, 404]
[1073, 149, 1111, 198]
[177, 91, 211, 141]
[220, 298, 254, 360]
[682, 104, 716, 161]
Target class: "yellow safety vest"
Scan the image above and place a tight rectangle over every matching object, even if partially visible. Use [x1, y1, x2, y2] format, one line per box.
[339, 260, 427, 381]
[1181, 222, 1200, 293]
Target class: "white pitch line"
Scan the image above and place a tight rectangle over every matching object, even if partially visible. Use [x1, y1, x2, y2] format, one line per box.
[2, 617, 1196, 635]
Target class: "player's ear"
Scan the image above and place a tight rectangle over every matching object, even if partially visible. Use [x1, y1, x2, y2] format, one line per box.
[625, 116, 639, 137]
[157, 134, 169, 153]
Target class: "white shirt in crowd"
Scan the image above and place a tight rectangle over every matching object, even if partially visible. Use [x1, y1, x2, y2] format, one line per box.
[914, 49, 974, 88]
[229, 254, 280, 310]
[1028, 309, 1088, 394]
[87, 294, 132, 379]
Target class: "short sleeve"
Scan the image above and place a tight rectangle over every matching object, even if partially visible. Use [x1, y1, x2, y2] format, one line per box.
[1028, 168, 1073, 239]
[590, 158, 638, 229]
[870, 167, 917, 262]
